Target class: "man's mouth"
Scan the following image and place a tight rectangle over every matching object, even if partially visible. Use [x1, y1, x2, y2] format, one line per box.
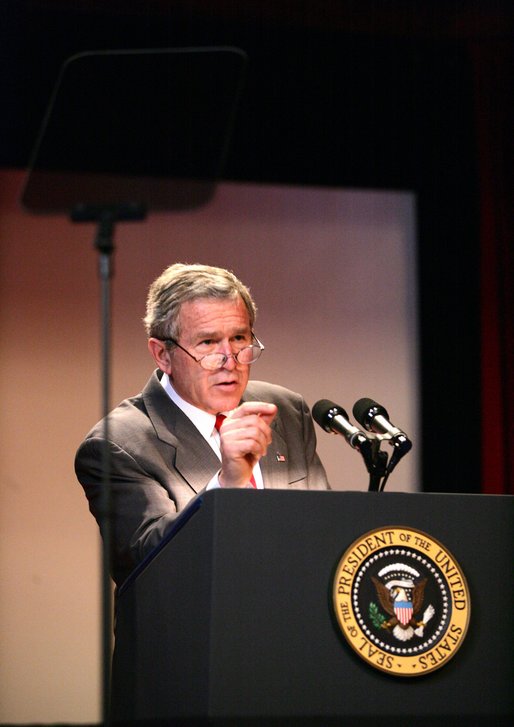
[214, 379, 239, 389]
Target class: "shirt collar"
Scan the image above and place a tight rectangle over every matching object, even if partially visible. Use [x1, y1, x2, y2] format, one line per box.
[160, 372, 220, 440]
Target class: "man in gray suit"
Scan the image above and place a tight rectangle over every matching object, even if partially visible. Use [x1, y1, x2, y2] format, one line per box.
[75, 263, 329, 586]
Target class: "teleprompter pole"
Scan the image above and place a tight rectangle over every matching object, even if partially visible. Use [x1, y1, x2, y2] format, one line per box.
[72, 203, 146, 726]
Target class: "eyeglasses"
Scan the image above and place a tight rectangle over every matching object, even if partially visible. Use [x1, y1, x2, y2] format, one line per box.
[158, 333, 265, 371]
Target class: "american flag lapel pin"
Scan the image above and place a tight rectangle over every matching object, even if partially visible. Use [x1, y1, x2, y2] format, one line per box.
[276, 452, 286, 462]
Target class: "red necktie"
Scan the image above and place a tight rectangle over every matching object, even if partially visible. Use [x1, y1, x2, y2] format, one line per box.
[215, 414, 257, 488]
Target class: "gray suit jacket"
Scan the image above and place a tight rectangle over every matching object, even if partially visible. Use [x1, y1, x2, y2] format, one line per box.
[75, 370, 329, 585]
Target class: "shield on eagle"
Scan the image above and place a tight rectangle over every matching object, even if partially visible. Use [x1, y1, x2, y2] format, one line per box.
[394, 600, 413, 625]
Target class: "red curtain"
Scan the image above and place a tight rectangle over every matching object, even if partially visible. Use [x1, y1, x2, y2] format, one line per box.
[472, 40, 514, 494]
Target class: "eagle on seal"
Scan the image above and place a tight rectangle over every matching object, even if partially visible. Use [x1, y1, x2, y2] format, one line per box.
[371, 576, 434, 641]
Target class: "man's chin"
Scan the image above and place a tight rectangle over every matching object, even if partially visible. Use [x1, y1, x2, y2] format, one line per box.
[211, 385, 244, 412]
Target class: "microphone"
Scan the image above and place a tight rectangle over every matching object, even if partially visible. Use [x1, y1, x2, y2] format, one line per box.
[352, 398, 411, 444]
[352, 397, 412, 474]
[312, 399, 369, 451]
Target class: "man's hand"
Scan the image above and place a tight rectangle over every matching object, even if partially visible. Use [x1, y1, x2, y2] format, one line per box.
[218, 401, 278, 488]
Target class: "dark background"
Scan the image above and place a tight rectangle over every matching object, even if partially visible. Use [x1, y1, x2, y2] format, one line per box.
[2, 0, 513, 494]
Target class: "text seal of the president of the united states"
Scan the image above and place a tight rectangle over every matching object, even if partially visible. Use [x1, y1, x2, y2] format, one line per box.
[333, 526, 470, 676]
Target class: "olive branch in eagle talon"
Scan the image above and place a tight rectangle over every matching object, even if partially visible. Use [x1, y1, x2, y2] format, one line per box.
[369, 601, 386, 629]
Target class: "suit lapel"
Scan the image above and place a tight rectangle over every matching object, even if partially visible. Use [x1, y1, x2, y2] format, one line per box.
[259, 426, 290, 489]
[142, 372, 221, 494]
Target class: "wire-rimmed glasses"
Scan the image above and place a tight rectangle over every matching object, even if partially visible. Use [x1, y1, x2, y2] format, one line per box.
[158, 333, 265, 371]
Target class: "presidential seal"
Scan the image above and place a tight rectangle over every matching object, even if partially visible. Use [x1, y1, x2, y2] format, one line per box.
[333, 526, 470, 676]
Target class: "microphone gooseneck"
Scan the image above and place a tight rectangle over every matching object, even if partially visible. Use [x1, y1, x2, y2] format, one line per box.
[353, 397, 412, 484]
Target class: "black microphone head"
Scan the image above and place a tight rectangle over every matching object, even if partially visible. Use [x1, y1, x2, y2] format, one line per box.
[353, 397, 389, 431]
[312, 399, 350, 433]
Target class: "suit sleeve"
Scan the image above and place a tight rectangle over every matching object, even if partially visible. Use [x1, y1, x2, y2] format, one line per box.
[75, 436, 192, 587]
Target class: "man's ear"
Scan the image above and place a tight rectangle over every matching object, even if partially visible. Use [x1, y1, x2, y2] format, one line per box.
[148, 338, 173, 374]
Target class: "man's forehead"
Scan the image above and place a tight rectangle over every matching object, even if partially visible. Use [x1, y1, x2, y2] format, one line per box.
[179, 295, 251, 330]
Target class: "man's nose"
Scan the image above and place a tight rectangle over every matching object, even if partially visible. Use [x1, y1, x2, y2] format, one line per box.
[221, 352, 238, 370]
[218, 341, 238, 369]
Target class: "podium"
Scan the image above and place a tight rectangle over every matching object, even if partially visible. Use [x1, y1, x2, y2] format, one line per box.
[111, 490, 514, 725]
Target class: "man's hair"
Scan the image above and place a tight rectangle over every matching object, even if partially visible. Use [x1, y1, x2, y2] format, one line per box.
[144, 263, 257, 340]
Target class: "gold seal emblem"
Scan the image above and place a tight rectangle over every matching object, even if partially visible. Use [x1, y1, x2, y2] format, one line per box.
[333, 526, 470, 676]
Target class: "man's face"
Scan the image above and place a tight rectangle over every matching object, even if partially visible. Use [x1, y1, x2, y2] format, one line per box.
[166, 296, 252, 415]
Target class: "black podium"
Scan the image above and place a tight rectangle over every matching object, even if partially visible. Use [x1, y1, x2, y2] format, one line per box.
[111, 490, 514, 725]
